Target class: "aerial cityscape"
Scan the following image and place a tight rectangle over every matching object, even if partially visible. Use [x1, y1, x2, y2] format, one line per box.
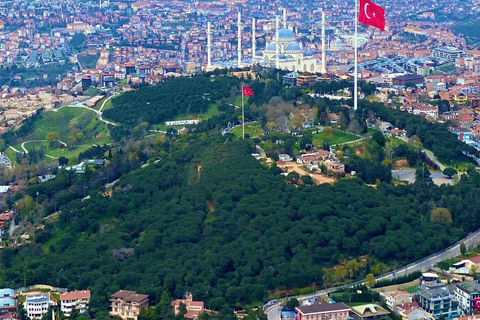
[1, 1, 480, 320]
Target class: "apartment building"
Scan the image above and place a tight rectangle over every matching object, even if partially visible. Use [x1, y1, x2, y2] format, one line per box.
[109, 290, 149, 320]
[60, 290, 91, 316]
[24, 294, 50, 319]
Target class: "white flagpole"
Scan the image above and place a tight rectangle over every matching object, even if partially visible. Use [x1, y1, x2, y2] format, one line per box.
[242, 87, 245, 139]
[354, 0, 358, 111]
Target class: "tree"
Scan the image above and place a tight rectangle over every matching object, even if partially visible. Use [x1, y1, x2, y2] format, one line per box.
[46, 131, 61, 147]
[415, 166, 432, 185]
[346, 259, 360, 279]
[371, 131, 385, 147]
[58, 157, 69, 166]
[430, 208, 453, 224]
[460, 242, 467, 256]
[443, 167, 457, 179]
[404, 82, 418, 89]
[334, 265, 348, 281]
[285, 298, 299, 310]
[301, 175, 314, 186]
[365, 273, 376, 288]
[323, 127, 333, 141]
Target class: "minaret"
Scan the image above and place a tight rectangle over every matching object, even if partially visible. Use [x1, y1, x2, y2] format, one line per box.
[252, 18, 256, 60]
[321, 10, 327, 74]
[275, 16, 280, 69]
[207, 22, 212, 71]
[283, 8, 287, 29]
[237, 11, 242, 68]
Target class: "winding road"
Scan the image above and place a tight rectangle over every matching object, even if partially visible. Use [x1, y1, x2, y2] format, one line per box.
[266, 227, 480, 320]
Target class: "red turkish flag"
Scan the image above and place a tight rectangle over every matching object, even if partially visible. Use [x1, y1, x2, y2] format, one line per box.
[242, 86, 254, 97]
[474, 298, 480, 312]
[358, 0, 385, 31]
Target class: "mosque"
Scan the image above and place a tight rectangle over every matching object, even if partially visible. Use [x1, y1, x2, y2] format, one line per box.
[205, 9, 327, 73]
[257, 10, 325, 73]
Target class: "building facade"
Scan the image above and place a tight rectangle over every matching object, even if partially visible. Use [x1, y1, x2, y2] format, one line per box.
[418, 287, 459, 319]
[455, 281, 480, 315]
[60, 290, 91, 316]
[296, 303, 350, 320]
[109, 290, 149, 320]
[24, 294, 50, 319]
[171, 294, 205, 320]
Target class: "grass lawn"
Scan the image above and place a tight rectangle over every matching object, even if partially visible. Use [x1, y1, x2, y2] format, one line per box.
[406, 286, 421, 294]
[10, 106, 111, 161]
[346, 302, 370, 307]
[312, 130, 358, 147]
[4, 147, 16, 164]
[229, 122, 264, 138]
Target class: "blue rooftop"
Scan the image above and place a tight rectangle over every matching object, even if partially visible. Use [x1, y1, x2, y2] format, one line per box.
[285, 43, 302, 51]
[278, 29, 295, 39]
[26, 294, 49, 303]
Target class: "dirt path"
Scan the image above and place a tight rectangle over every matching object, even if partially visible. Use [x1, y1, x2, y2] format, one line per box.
[285, 163, 335, 185]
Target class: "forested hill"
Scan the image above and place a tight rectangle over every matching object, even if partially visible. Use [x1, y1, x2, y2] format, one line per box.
[3, 133, 480, 316]
[103, 76, 240, 127]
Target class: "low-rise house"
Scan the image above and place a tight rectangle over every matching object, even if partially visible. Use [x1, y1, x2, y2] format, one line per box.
[295, 302, 350, 320]
[381, 290, 412, 310]
[399, 307, 428, 320]
[109, 290, 149, 320]
[60, 290, 91, 316]
[454, 315, 480, 320]
[171, 294, 205, 320]
[350, 304, 389, 320]
[325, 160, 345, 173]
[24, 294, 50, 319]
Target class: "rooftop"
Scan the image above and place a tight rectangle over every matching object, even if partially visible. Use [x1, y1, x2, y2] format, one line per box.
[296, 303, 350, 315]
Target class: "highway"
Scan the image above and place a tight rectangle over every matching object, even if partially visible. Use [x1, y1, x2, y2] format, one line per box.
[265, 227, 480, 320]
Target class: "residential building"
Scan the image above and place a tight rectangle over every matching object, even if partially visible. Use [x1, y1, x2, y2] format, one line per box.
[171, 294, 204, 320]
[297, 73, 317, 87]
[418, 287, 459, 319]
[411, 104, 439, 120]
[109, 290, 149, 320]
[454, 315, 480, 320]
[458, 108, 474, 124]
[399, 308, 428, 320]
[455, 281, 480, 315]
[296, 302, 350, 320]
[433, 47, 468, 62]
[350, 304, 389, 320]
[0, 289, 15, 316]
[325, 160, 345, 173]
[24, 294, 50, 319]
[60, 290, 91, 316]
[381, 291, 412, 310]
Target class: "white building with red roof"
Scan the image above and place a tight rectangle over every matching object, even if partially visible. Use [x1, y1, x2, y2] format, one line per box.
[60, 290, 91, 316]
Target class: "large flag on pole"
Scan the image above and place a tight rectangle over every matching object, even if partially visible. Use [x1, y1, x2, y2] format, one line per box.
[358, 0, 385, 31]
[242, 86, 254, 97]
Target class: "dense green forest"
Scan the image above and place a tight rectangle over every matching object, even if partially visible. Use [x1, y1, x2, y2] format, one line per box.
[3, 74, 480, 319]
[3, 132, 480, 316]
[103, 76, 240, 127]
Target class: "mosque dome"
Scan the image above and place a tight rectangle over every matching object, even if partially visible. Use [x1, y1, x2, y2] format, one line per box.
[266, 43, 276, 51]
[278, 29, 296, 41]
[279, 53, 287, 59]
[256, 50, 263, 56]
[285, 42, 302, 52]
[304, 50, 313, 56]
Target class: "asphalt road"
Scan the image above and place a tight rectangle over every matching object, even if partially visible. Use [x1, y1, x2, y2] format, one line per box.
[266, 228, 480, 320]
[392, 168, 453, 185]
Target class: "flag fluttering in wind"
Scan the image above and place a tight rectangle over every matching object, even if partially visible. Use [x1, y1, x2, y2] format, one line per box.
[358, 0, 385, 31]
[242, 86, 254, 97]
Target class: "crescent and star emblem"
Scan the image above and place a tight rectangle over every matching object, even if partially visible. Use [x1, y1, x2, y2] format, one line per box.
[364, 3, 371, 19]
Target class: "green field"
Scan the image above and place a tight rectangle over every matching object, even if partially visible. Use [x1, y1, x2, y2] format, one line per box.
[157, 103, 220, 131]
[406, 286, 421, 294]
[229, 122, 264, 138]
[312, 130, 359, 147]
[10, 106, 111, 160]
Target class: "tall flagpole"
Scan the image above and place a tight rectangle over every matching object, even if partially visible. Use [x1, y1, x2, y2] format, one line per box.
[242, 87, 245, 139]
[354, 0, 358, 111]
